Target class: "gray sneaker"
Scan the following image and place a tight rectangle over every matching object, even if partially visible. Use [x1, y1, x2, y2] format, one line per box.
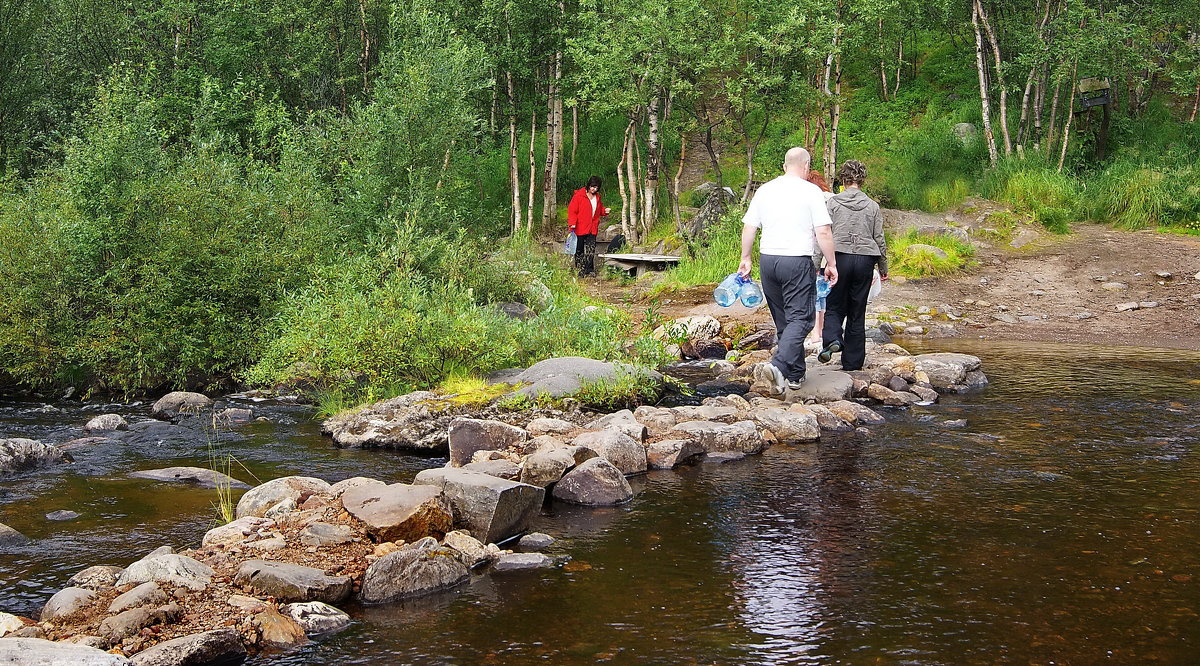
[786, 377, 805, 391]
[753, 362, 787, 396]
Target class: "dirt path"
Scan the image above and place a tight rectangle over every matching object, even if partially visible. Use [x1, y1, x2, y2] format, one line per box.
[583, 206, 1200, 351]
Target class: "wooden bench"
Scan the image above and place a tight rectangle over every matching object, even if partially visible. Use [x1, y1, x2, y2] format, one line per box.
[598, 253, 682, 277]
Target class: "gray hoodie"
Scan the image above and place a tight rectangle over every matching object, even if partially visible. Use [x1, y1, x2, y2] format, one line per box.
[820, 188, 887, 275]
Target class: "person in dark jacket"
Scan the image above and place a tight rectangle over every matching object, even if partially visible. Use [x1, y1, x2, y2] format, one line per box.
[567, 175, 610, 276]
[817, 160, 888, 371]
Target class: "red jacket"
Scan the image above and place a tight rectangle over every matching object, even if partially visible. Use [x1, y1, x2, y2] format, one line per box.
[567, 187, 607, 236]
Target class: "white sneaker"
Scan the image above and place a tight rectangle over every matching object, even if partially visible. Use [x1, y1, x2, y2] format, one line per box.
[754, 362, 787, 396]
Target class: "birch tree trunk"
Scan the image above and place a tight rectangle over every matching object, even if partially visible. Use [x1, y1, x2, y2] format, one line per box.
[821, 23, 842, 177]
[972, 1, 999, 166]
[1045, 78, 1062, 157]
[357, 0, 372, 92]
[976, 0, 1011, 156]
[526, 108, 537, 233]
[672, 138, 685, 232]
[571, 106, 578, 164]
[1057, 67, 1078, 172]
[616, 120, 635, 238]
[625, 122, 641, 242]
[1191, 81, 1200, 122]
[644, 94, 661, 235]
[893, 37, 902, 97]
[541, 59, 560, 227]
[507, 71, 521, 236]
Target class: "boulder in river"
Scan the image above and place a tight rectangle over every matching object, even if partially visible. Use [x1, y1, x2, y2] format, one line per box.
[750, 406, 820, 441]
[670, 420, 765, 455]
[442, 530, 491, 568]
[519, 447, 575, 488]
[0, 638, 130, 665]
[825, 400, 886, 426]
[128, 628, 246, 666]
[571, 429, 647, 475]
[508, 357, 664, 399]
[129, 466, 250, 489]
[0, 521, 29, 547]
[551, 458, 633, 506]
[0, 438, 70, 473]
[492, 552, 554, 572]
[785, 367, 854, 403]
[84, 413, 128, 432]
[413, 468, 544, 544]
[341, 482, 453, 543]
[40, 587, 95, 621]
[250, 608, 308, 648]
[109, 582, 168, 614]
[447, 417, 527, 467]
[234, 560, 353, 604]
[236, 476, 332, 519]
[149, 391, 212, 420]
[322, 390, 451, 451]
[116, 554, 213, 591]
[646, 438, 704, 470]
[911, 353, 982, 390]
[359, 540, 470, 604]
[280, 601, 352, 635]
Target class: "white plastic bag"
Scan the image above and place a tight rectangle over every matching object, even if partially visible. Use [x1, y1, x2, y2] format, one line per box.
[867, 268, 882, 302]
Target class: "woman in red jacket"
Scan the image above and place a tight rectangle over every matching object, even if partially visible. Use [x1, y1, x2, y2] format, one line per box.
[567, 175, 610, 276]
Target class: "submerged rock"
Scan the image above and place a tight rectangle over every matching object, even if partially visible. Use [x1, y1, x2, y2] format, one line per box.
[0, 638, 129, 665]
[129, 466, 250, 489]
[45, 510, 80, 521]
[518, 532, 554, 551]
[0, 438, 70, 473]
[128, 628, 246, 666]
[493, 553, 554, 572]
[0, 521, 29, 547]
[280, 601, 352, 635]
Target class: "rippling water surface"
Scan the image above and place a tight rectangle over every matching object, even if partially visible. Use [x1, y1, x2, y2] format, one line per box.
[2, 340, 1199, 664]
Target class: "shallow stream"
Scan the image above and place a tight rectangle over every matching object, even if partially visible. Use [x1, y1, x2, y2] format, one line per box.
[2, 340, 1198, 663]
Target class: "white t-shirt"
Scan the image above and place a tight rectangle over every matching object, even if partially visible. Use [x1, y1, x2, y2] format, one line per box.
[742, 174, 832, 256]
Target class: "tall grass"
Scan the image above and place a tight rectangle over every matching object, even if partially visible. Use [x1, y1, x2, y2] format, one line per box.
[651, 206, 747, 293]
[1086, 162, 1169, 230]
[887, 228, 977, 277]
[979, 157, 1080, 233]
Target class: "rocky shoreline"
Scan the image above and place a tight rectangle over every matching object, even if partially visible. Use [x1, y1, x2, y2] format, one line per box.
[0, 339, 985, 664]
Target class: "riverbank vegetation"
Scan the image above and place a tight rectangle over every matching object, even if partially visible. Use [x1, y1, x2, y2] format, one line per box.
[0, 0, 1196, 396]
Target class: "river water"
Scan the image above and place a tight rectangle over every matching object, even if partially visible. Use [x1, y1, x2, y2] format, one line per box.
[2, 340, 1199, 664]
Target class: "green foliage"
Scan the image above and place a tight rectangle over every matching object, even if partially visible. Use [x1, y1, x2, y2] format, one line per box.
[652, 205, 748, 293]
[1086, 162, 1171, 230]
[979, 157, 1081, 233]
[886, 229, 977, 278]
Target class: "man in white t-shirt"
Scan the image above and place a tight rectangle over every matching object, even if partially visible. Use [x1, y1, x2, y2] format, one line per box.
[738, 147, 839, 394]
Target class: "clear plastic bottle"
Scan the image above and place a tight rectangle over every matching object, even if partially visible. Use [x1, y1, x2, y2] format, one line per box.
[738, 278, 764, 307]
[713, 273, 744, 307]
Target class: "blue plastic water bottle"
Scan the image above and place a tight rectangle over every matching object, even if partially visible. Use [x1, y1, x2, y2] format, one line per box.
[713, 273, 743, 307]
[738, 278, 764, 307]
[815, 275, 832, 299]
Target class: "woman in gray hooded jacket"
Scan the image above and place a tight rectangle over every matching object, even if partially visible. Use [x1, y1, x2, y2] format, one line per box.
[816, 160, 888, 371]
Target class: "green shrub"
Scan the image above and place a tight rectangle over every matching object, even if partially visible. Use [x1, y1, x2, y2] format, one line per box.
[1087, 162, 1169, 230]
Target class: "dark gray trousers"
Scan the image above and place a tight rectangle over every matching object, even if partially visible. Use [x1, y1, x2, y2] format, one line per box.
[760, 254, 815, 382]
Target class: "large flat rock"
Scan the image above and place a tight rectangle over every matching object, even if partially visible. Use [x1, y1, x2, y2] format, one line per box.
[413, 468, 544, 544]
[0, 638, 130, 665]
[786, 366, 853, 403]
[116, 554, 213, 591]
[510, 357, 663, 399]
[0, 439, 69, 473]
[129, 466, 249, 489]
[234, 560, 352, 604]
[128, 628, 245, 666]
[341, 482, 452, 543]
